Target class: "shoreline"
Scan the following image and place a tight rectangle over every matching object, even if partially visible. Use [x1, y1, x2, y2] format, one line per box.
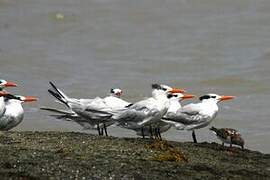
[0, 131, 269, 179]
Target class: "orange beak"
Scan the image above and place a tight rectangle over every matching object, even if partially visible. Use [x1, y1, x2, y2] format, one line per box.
[169, 88, 186, 93]
[23, 96, 38, 102]
[5, 81, 17, 87]
[0, 91, 8, 96]
[219, 96, 235, 101]
[182, 94, 196, 100]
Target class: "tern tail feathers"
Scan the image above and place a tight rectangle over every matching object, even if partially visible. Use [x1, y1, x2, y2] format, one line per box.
[40, 106, 74, 115]
[48, 82, 71, 108]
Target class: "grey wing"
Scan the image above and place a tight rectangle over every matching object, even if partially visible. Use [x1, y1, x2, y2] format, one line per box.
[164, 104, 206, 125]
[76, 107, 113, 121]
[116, 103, 159, 125]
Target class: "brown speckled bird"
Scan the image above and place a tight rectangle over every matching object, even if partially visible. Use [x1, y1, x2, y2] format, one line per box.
[210, 126, 245, 149]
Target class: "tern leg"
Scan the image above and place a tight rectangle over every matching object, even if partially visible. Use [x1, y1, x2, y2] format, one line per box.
[141, 128, 145, 139]
[192, 130, 197, 143]
[103, 123, 108, 137]
[98, 124, 104, 136]
[222, 142, 224, 147]
[158, 128, 162, 140]
[154, 128, 158, 139]
[149, 125, 153, 139]
[97, 124, 101, 135]
[100, 127, 104, 136]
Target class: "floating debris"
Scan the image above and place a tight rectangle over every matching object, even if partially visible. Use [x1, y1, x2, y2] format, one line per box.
[55, 13, 64, 20]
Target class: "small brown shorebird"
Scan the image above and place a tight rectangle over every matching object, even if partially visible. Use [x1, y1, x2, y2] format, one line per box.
[210, 126, 245, 149]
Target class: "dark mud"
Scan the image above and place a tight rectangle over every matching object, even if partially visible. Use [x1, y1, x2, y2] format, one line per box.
[0, 131, 269, 179]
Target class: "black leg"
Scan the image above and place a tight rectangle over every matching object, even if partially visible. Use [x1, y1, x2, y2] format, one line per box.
[97, 124, 101, 135]
[100, 124, 104, 136]
[149, 125, 153, 139]
[192, 130, 197, 143]
[103, 123, 108, 137]
[158, 128, 162, 140]
[141, 127, 145, 139]
[154, 128, 158, 139]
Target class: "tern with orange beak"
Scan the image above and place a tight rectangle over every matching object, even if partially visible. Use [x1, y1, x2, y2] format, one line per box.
[42, 82, 131, 136]
[136, 92, 195, 139]
[0, 79, 17, 89]
[0, 80, 18, 116]
[0, 94, 37, 130]
[114, 84, 186, 134]
[162, 93, 235, 143]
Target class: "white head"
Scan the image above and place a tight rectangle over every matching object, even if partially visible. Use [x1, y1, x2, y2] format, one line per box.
[110, 88, 123, 97]
[0, 79, 17, 90]
[199, 94, 235, 103]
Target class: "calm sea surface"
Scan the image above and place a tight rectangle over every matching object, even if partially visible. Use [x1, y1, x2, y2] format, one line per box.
[1, 0, 270, 152]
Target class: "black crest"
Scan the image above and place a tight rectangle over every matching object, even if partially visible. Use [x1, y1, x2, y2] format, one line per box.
[167, 94, 173, 99]
[152, 84, 161, 90]
[110, 89, 114, 93]
[199, 95, 211, 101]
[4, 94, 20, 102]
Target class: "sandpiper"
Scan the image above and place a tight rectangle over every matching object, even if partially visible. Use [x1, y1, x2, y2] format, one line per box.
[210, 126, 244, 149]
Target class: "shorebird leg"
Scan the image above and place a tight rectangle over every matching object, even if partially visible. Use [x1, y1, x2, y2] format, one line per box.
[158, 128, 162, 140]
[230, 137, 232, 148]
[222, 142, 224, 147]
[141, 127, 145, 139]
[192, 130, 197, 143]
[103, 123, 108, 137]
[149, 125, 153, 139]
[154, 128, 158, 139]
[97, 124, 101, 135]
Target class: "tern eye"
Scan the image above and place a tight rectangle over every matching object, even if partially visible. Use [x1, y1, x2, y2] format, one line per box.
[162, 87, 167, 91]
[173, 95, 178, 97]
[211, 96, 216, 98]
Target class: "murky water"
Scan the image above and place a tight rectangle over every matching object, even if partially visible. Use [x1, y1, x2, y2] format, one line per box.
[1, 0, 270, 152]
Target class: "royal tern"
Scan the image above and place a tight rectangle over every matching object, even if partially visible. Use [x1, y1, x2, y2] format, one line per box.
[114, 84, 185, 136]
[162, 94, 235, 143]
[0, 94, 37, 130]
[0, 80, 17, 116]
[42, 82, 131, 136]
[135, 92, 195, 139]
[0, 80, 17, 89]
[210, 126, 244, 149]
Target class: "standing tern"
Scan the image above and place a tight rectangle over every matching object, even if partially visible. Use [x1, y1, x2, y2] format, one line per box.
[210, 126, 244, 149]
[0, 94, 37, 130]
[0, 80, 17, 116]
[42, 82, 131, 136]
[114, 84, 185, 135]
[134, 92, 195, 139]
[162, 94, 235, 143]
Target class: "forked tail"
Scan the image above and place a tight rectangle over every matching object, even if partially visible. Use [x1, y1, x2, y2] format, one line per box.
[48, 82, 70, 108]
